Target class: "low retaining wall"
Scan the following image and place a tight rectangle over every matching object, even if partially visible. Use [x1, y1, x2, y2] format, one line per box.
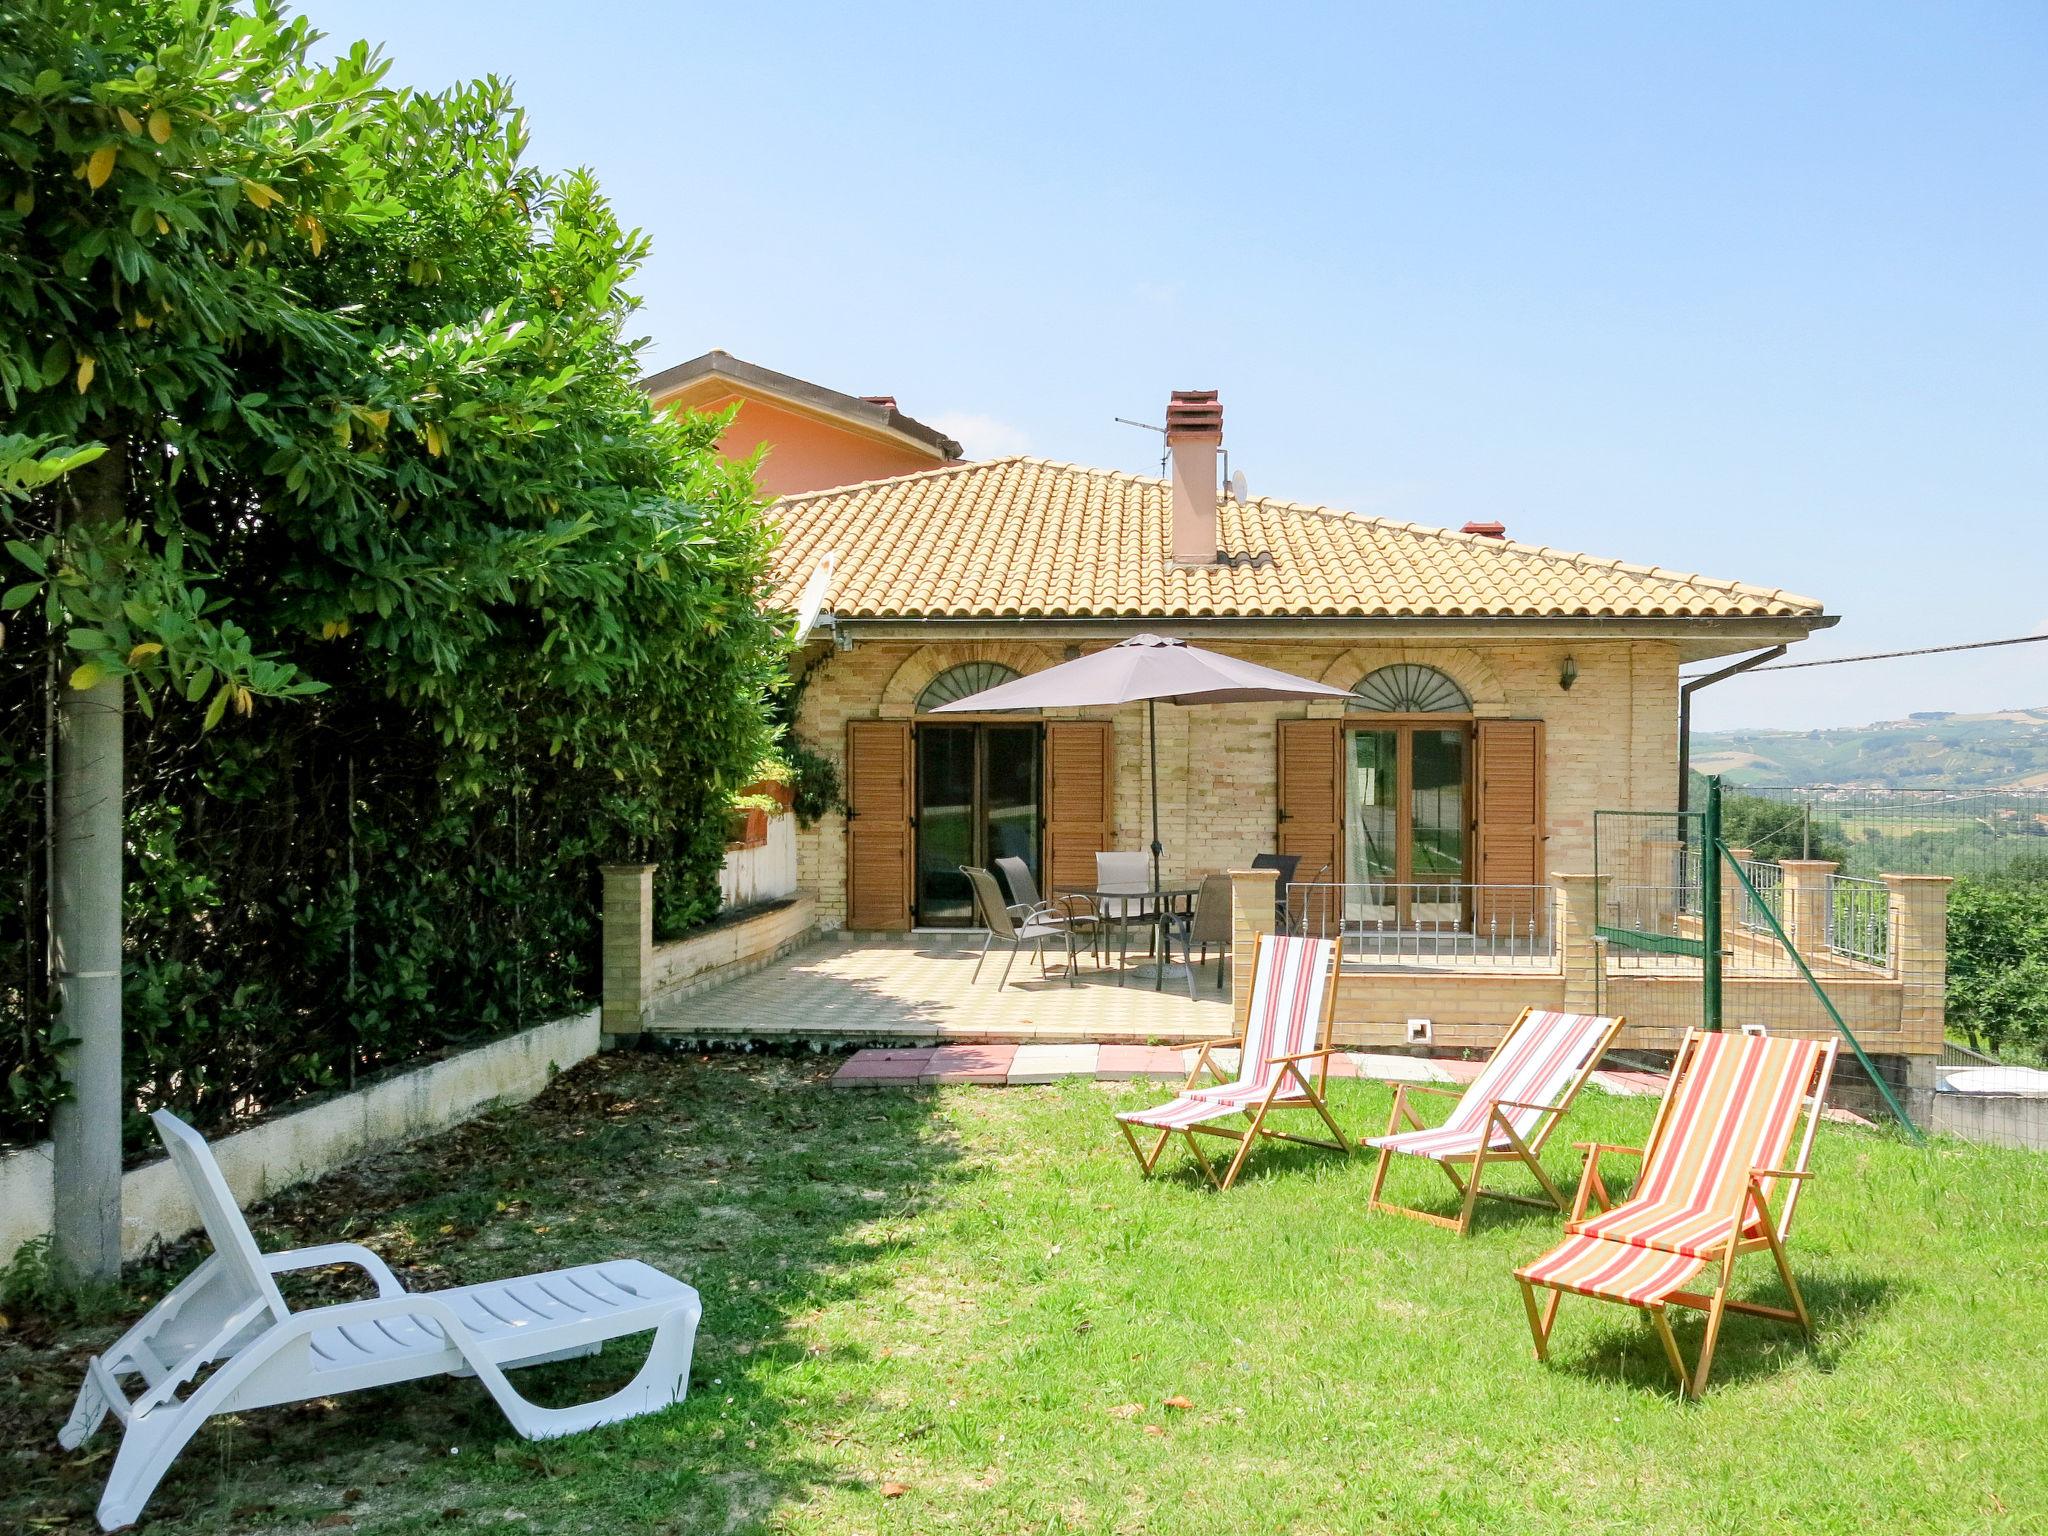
[649, 895, 816, 1005]
[0, 1007, 599, 1267]
[600, 861, 817, 1037]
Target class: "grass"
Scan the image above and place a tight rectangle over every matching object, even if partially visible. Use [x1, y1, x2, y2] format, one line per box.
[4, 1051, 2047, 1535]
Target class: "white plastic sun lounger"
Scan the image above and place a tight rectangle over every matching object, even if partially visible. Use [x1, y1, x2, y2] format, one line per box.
[61, 1110, 702, 1531]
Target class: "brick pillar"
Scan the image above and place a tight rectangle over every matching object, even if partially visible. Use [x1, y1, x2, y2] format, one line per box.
[1229, 867, 1279, 1031]
[1628, 835, 1685, 935]
[1882, 874, 1953, 1057]
[1555, 872, 1603, 1015]
[601, 863, 656, 1041]
[1778, 859, 1838, 961]
[1721, 847, 1752, 934]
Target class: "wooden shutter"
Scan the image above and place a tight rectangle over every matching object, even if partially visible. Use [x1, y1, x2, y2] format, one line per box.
[1474, 719, 1545, 932]
[845, 720, 913, 931]
[1043, 721, 1114, 896]
[1277, 719, 1343, 931]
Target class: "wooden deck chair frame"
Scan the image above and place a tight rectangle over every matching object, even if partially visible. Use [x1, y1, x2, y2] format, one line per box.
[1517, 1030, 1840, 1399]
[1117, 933, 1348, 1191]
[1366, 1007, 1627, 1237]
[60, 1111, 702, 1531]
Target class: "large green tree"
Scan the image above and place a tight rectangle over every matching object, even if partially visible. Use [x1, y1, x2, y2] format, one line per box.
[1, 0, 785, 1275]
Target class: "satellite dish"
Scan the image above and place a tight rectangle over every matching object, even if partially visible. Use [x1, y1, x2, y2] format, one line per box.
[1229, 469, 1249, 505]
[792, 552, 837, 644]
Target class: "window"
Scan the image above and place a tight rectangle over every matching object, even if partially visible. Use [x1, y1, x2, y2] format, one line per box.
[1350, 663, 1469, 714]
[915, 662, 1020, 713]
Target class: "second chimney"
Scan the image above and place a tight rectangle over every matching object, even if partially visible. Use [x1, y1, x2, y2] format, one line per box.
[1165, 389, 1222, 565]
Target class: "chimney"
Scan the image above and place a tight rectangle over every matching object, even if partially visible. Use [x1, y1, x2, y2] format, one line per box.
[1460, 520, 1507, 540]
[1165, 389, 1223, 565]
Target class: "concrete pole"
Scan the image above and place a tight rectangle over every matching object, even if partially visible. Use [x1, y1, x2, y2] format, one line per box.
[49, 446, 126, 1285]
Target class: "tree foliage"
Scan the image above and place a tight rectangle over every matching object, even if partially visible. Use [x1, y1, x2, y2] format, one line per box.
[1716, 790, 1849, 866]
[1947, 868, 2048, 1062]
[1, 1, 785, 1145]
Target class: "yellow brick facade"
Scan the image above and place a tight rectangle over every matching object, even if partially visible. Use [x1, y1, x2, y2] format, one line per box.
[792, 633, 1679, 931]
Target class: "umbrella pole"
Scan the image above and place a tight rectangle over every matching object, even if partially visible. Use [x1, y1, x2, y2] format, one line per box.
[1148, 698, 1163, 992]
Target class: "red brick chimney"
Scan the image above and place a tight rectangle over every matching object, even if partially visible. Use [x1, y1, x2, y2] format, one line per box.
[1460, 520, 1507, 539]
[1166, 389, 1222, 565]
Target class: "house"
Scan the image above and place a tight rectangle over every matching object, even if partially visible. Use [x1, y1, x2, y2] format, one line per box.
[769, 389, 1835, 937]
[641, 349, 962, 498]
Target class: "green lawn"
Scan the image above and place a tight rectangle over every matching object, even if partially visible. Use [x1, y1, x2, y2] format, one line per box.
[5, 1052, 2046, 1534]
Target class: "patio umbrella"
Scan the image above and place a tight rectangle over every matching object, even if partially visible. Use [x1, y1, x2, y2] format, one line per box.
[928, 634, 1352, 934]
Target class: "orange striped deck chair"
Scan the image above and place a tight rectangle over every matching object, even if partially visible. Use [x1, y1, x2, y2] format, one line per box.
[1365, 1008, 1625, 1236]
[1116, 934, 1347, 1190]
[1515, 1029, 1839, 1398]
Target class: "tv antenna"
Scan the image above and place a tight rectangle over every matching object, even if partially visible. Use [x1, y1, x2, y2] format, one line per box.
[1113, 416, 1168, 477]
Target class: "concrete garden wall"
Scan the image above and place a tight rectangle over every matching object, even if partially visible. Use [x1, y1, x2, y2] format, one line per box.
[720, 810, 798, 909]
[0, 1006, 599, 1267]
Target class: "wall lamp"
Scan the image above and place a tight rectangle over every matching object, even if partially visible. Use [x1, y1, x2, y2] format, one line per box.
[1559, 655, 1579, 691]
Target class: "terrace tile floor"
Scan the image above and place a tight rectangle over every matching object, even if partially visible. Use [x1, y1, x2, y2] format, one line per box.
[646, 934, 1236, 1045]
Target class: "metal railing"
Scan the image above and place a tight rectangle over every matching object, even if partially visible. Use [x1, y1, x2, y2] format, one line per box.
[1287, 882, 1555, 969]
[1826, 873, 1891, 966]
[1735, 858, 1783, 934]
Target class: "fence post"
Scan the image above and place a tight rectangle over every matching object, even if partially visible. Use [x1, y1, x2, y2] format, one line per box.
[1882, 874, 1953, 1059]
[1555, 872, 1603, 1014]
[1228, 867, 1279, 1031]
[1778, 859, 1839, 962]
[1701, 776, 1724, 1031]
[601, 863, 656, 1043]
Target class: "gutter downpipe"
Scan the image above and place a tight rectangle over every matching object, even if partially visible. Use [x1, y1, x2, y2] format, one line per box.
[1677, 646, 1785, 815]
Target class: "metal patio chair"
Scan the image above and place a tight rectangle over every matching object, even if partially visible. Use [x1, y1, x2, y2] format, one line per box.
[965, 865, 1082, 988]
[1094, 850, 1159, 965]
[1165, 871, 1234, 996]
[995, 854, 1101, 962]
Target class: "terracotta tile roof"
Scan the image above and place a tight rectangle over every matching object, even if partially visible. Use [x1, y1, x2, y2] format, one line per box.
[767, 457, 1825, 622]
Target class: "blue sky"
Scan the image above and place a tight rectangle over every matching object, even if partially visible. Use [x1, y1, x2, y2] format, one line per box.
[308, 2, 2046, 732]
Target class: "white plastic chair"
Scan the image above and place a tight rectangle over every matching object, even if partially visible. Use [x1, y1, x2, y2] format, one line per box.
[60, 1111, 702, 1531]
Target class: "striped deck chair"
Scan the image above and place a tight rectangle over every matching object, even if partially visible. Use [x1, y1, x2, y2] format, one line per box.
[1365, 1008, 1625, 1236]
[1115, 934, 1347, 1190]
[1515, 1029, 1839, 1398]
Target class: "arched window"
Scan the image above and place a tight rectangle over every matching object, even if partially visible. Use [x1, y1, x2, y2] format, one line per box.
[1350, 663, 1469, 714]
[916, 661, 1020, 712]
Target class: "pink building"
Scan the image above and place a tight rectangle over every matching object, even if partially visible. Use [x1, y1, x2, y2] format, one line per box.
[640, 350, 961, 498]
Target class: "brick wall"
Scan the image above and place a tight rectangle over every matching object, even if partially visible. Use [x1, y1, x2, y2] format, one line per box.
[793, 634, 1680, 931]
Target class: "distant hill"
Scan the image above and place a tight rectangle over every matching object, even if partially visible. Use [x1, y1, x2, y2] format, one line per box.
[1694, 707, 2048, 790]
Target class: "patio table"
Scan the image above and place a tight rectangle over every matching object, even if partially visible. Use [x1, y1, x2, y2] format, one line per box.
[1056, 880, 1200, 993]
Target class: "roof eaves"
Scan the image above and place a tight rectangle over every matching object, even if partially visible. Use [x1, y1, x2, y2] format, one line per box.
[639, 350, 965, 460]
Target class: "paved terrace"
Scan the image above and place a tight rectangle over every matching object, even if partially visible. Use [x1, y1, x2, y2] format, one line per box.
[646, 933, 1237, 1045]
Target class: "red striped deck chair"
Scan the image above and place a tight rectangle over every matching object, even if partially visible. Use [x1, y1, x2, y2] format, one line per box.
[1115, 934, 1347, 1190]
[1515, 1028, 1839, 1398]
[1365, 1008, 1625, 1236]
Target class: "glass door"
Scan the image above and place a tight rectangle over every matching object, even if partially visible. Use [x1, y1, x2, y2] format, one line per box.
[1346, 730, 1400, 928]
[915, 724, 1043, 926]
[1409, 727, 1467, 928]
[915, 725, 977, 925]
[981, 724, 1041, 883]
[1344, 724, 1470, 930]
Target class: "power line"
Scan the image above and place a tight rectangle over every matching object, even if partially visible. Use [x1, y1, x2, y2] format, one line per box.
[1683, 631, 2048, 678]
